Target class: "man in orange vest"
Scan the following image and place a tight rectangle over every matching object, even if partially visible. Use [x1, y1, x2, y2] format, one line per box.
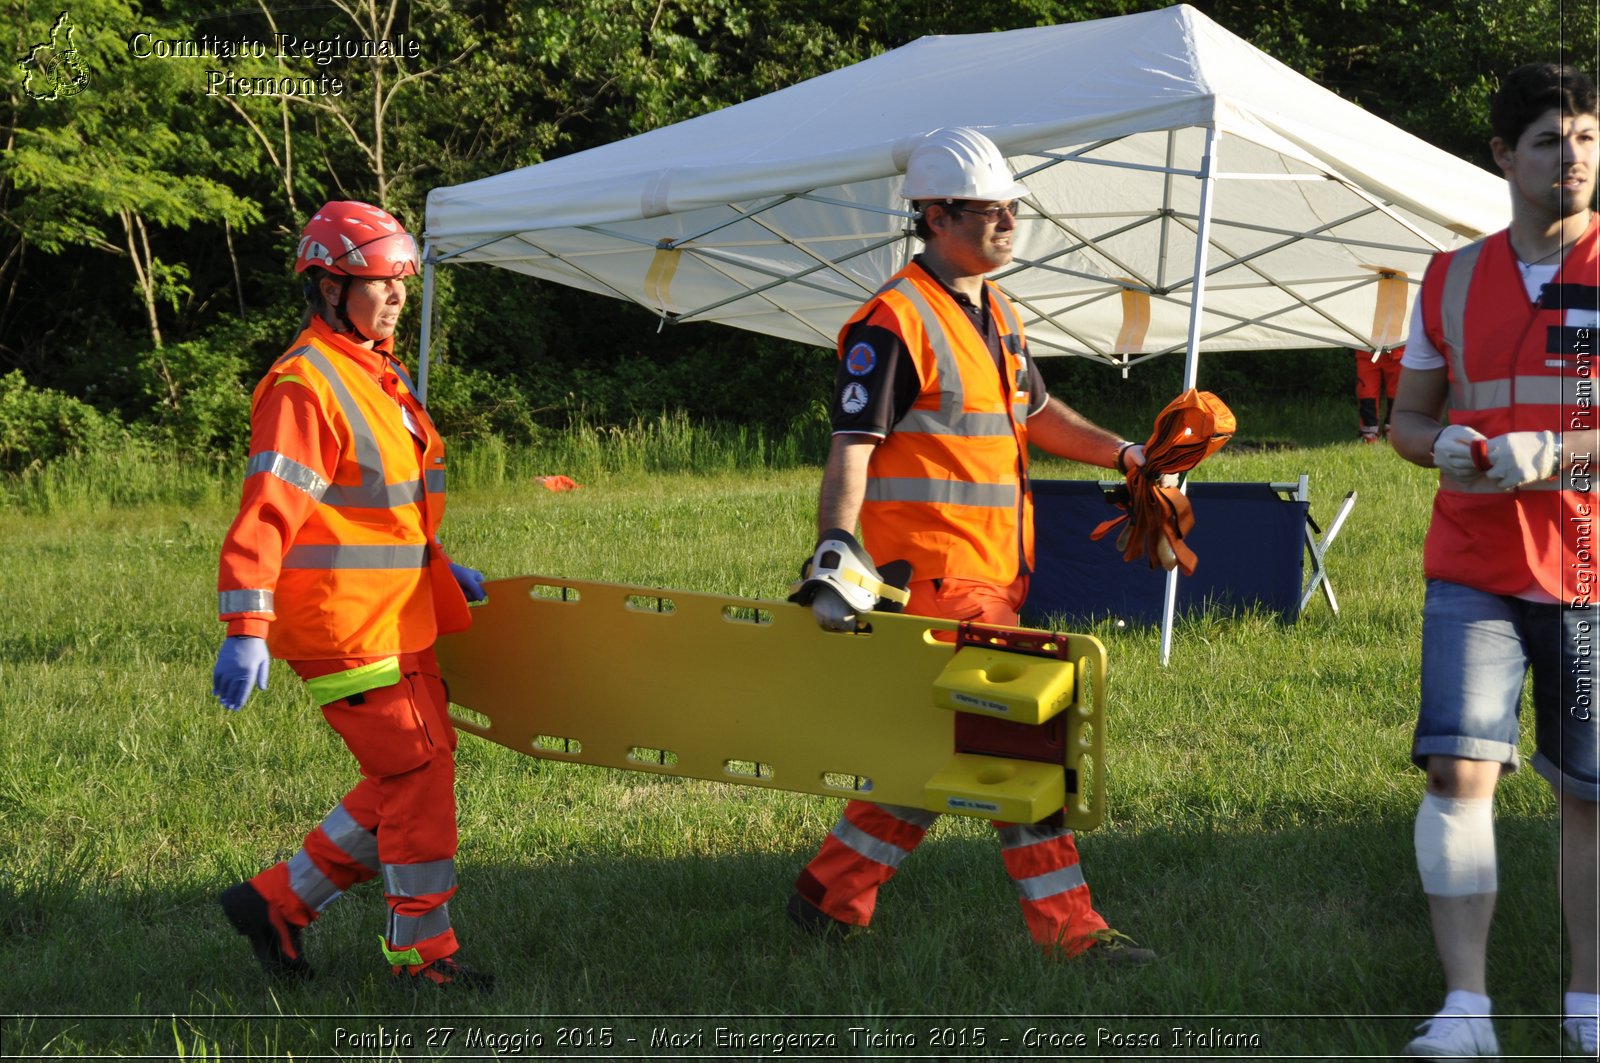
[1390, 64, 1597, 1058]
[785, 128, 1153, 963]
[211, 201, 493, 992]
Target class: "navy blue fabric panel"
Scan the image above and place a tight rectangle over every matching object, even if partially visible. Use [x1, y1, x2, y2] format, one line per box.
[1023, 480, 1309, 626]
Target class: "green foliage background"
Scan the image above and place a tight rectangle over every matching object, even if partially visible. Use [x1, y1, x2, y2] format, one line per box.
[1, 0, 1596, 469]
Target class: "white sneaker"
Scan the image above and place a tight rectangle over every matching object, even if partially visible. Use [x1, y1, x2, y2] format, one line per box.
[1402, 1006, 1500, 1059]
[1564, 1012, 1598, 1058]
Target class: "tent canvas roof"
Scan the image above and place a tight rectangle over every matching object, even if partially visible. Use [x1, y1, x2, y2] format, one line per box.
[424, 3, 1509, 363]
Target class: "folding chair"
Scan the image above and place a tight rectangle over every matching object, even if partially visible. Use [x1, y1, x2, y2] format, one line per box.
[1271, 475, 1358, 616]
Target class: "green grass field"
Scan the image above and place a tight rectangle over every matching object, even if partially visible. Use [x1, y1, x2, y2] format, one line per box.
[0, 399, 1579, 1060]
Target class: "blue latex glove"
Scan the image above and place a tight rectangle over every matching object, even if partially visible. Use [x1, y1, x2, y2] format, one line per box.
[213, 636, 270, 711]
[450, 562, 487, 602]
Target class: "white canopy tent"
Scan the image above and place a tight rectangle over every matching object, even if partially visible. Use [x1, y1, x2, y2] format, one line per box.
[422, 2, 1510, 660]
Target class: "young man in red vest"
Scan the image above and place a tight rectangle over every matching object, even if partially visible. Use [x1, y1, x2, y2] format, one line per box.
[1390, 64, 1598, 1058]
[785, 128, 1153, 963]
[211, 202, 494, 992]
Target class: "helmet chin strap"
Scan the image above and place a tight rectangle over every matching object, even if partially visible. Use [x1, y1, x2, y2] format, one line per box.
[320, 274, 376, 344]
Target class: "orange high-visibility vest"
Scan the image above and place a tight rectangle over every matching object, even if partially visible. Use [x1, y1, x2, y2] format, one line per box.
[1419, 219, 1600, 601]
[217, 317, 469, 660]
[843, 262, 1035, 585]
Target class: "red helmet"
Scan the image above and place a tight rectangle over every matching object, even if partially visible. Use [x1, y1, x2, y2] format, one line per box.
[294, 200, 419, 278]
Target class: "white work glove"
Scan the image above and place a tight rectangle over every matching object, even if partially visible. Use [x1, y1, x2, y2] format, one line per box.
[1155, 534, 1178, 571]
[1431, 424, 1488, 480]
[1484, 430, 1561, 490]
[810, 584, 858, 633]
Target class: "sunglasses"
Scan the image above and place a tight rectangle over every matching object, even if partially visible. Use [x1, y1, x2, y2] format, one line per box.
[950, 201, 1019, 224]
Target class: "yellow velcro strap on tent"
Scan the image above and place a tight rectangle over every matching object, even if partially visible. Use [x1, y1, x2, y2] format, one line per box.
[305, 657, 402, 705]
[644, 243, 681, 310]
[1114, 278, 1151, 355]
[1362, 265, 1409, 350]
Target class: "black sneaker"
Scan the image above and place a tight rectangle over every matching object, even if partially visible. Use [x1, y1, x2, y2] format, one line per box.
[785, 891, 854, 943]
[219, 881, 313, 980]
[391, 955, 496, 993]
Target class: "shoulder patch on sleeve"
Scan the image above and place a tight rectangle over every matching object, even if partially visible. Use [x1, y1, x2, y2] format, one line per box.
[845, 341, 877, 376]
[841, 382, 870, 414]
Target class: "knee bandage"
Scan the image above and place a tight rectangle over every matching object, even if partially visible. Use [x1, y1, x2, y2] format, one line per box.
[1414, 792, 1497, 896]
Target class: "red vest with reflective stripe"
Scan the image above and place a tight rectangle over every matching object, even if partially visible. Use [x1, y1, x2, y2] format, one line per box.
[1419, 220, 1600, 599]
[218, 319, 469, 659]
[843, 262, 1035, 585]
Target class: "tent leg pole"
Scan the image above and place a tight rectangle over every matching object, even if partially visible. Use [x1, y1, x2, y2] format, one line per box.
[417, 246, 437, 406]
[1182, 125, 1219, 389]
[1159, 126, 1221, 665]
[1159, 566, 1179, 666]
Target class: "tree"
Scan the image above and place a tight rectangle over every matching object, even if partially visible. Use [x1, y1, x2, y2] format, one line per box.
[2, 1, 262, 351]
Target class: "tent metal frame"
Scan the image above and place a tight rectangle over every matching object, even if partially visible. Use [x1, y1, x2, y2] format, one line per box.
[417, 122, 1454, 661]
[420, 123, 1452, 391]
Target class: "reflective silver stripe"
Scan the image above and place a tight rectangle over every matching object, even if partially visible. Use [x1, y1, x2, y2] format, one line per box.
[218, 589, 273, 614]
[887, 279, 1018, 439]
[1438, 243, 1482, 410]
[293, 347, 426, 510]
[387, 357, 419, 397]
[288, 849, 341, 912]
[387, 903, 452, 947]
[1013, 862, 1088, 902]
[382, 859, 458, 898]
[878, 802, 940, 829]
[991, 287, 1023, 340]
[320, 803, 379, 872]
[282, 543, 429, 569]
[998, 823, 1073, 850]
[831, 818, 916, 869]
[865, 478, 1016, 507]
[897, 408, 1015, 435]
[245, 450, 329, 501]
[425, 469, 446, 494]
[1453, 378, 1509, 411]
[1440, 474, 1565, 494]
[1454, 375, 1590, 410]
[992, 286, 1035, 420]
[324, 478, 424, 508]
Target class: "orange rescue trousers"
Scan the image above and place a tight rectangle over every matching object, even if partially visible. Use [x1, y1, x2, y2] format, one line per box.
[247, 647, 462, 965]
[792, 576, 1111, 955]
[1354, 348, 1402, 434]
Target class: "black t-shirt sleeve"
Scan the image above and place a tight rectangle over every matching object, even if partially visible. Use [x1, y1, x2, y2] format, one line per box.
[830, 318, 923, 435]
[1024, 346, 1048, 415]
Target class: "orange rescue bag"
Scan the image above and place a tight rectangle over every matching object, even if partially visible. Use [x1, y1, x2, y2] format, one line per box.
[1090, 388, 1235, 575]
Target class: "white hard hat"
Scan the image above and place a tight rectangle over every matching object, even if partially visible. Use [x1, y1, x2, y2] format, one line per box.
[900, 127, 1029, 201]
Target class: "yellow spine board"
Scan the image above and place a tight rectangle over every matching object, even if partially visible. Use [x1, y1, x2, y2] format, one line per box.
[435, 576, 1106, 828]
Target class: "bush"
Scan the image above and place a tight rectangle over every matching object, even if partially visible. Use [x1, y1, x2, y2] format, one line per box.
[421, 358, 545, 445]
[136, 313, 286, 457]
[0, 370, 129, 473]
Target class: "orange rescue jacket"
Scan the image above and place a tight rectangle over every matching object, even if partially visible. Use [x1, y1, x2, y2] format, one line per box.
[217, 317, 470, 660]
[1419, 219, 1600, 601]
[844, 262, 1035, 585]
